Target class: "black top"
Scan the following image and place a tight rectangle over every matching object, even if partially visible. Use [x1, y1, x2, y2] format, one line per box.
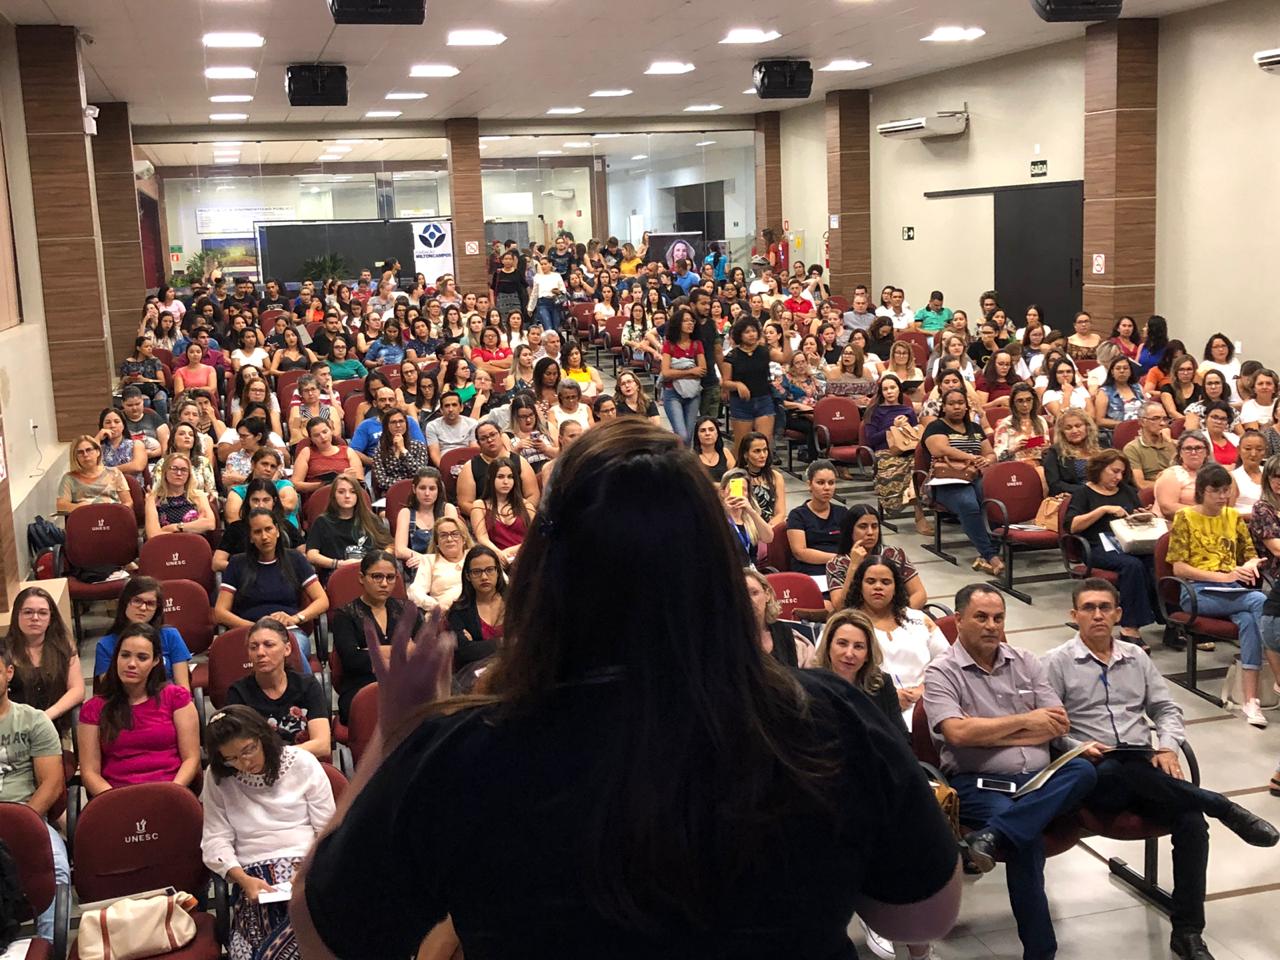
[468, 453, 496, 504]
[704, 449, 729, 483]
[220, 518, 303, 557]
[694, 319, 720, 388]
[725, 345, 772, 399]
[862, 675, 909, 739]
[1043, 448, 1089, 498]
[617, 399, 659, 418]
[445, 603, 501, 671]
[1064, 482, 1141, 543]
[306, 514, 389, 573]
[304, 669, 957, 960]
[785, 501, 850, 578]
[1160, 382, 1204, 414]
[227, 671, 327, 746]
[922, 418, 985, 459]
[332, 597, 423, 722]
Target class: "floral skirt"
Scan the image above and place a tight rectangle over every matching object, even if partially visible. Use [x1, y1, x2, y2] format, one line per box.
[874, 450, 915, 514]
[230, 857, 303, 960]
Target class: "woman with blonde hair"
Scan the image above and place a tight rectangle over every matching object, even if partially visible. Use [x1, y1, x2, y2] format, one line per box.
[744, 568, 816, 668]
[144, 453, 216, 540]
[56, 434, 132, 513]
[406, 514, 473, 612]
[1043, 408, 1102, 497]
[816, 608, 906, 734]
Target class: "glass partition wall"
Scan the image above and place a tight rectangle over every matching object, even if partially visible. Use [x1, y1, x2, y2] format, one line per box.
[140, 129, 754, 286]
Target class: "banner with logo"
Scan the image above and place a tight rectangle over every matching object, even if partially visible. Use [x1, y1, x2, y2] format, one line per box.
[411, 219, 455, 284]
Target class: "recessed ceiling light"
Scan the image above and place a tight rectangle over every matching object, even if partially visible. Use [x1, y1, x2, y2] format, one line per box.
[743, 87, 757, 94]
[695, 140, 717, 147]
[209, 112, 248, 121]
[385, 91, 428, 100]
[480, 135, 511, 141]
[447, 29, 506, 46]
[213, 158, 239, 164]
[921, 26, 985, 42]
[202, 32, 264, 48]
[547, 106, 584, 115]
[537, 150, 563, 156]
[204, 66, 256, 79]
[335, 139, 364, 144]
[410, 63, 461, 77]
[563, 141, 592, 148]
[589, 89, 633, 97]
[214, 140, 243, 146]
[818, 59, 872, 71]
[646, 61, 695, 75]
[317, 154, 342, 162]
[683, 104, 722, 112]
[209, 94, 253, 103]
[213, 150, 240, 157]
[592, 133, 624, 139]
[630, 154, 648, 160]
[720, 28, 780, 44]
[365, 110, 402, 118]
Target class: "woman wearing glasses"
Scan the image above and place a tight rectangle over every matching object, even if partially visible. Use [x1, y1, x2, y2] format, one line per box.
[92, 576, 193, 689]
[406, 516, 473, 613]
[201, 704, 335, 960]
[2, 585, 84, 740]
[1154, 431, 1215, 520]
[446, 546, 508, 673]
[331, 552, 423, 724]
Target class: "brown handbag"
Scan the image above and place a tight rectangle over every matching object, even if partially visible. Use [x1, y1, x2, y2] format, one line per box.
[929, 458, 980, 483]
[886, 422, 922, 455]
[1033, 494, 1069, 532]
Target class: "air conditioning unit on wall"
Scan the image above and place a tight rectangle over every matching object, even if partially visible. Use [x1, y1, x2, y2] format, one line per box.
[540, 189, 575, 200]
[876, 109, 969, 141]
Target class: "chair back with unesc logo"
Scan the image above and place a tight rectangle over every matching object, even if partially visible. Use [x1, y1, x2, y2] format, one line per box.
[139, 533, 215, 593]
[72, 782, 209, 902]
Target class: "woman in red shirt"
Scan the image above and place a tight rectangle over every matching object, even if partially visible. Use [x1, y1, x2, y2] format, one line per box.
[659, 305, 707, 445]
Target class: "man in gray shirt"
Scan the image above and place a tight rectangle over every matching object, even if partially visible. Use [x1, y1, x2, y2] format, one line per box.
[924, 584, 1098, 960]
[839, 292, 876, 345]
[1043, 578, 1277, 960]
[424, 391, 478, 467]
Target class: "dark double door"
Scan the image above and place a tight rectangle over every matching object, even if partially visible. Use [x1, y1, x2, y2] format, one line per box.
[993, 182, 1083, 335]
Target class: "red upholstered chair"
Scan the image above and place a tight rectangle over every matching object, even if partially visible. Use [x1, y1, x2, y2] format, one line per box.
[895, 331, 930, 354]
[1169, 417, 1186, 439]
[813, 396, 873, 477]
[1058, 495, 1120, 588]
[1139, 485, 1156, 509]
[348, 682, 380, 770]
[377, 363, 402, 388]
[382, 479, 415, 532]
[194, 626, 311, 717]
[341, 394, 365, 439]
[139, 532, 215, 593]
[0, 801, 70, 959]
[568, 302, 597, 354]
[981, 461, 1064, 604]
[126, 475, 147, 523]
[1154, 532, 1235, 705]
[320, 761, 349, 803]
[64, 503, 140, 639]
[334, 378, 365, 403]
[274, 369, 306, 416]
[71, 783, 223, 959]
[766, 572, 825, 621]
[1111, 418, 1142, 452]
[259, 309, 286, 326]
[303, 482, 371, 531]
[600, 315, 628, 373]
[162, 578, 216, 658]
[762, 519, 791, 573]
[439, 445, 481, 505]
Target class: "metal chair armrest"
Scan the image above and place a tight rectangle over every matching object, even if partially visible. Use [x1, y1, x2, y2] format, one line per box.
[922, 602, 954, 621]
[814, 424, 831, 456]
[1179, 738, 1201, 787]
[981, 496, 1011, 539]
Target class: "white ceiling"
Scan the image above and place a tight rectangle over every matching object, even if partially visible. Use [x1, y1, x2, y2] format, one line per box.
[0, 0, 1224, 127]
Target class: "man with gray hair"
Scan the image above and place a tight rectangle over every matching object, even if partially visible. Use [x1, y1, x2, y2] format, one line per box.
[1123, 400, 1176, 490]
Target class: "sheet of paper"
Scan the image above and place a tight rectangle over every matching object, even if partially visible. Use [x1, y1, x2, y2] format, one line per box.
[257, 881, 293, 904]
[810, 574, 829, 594]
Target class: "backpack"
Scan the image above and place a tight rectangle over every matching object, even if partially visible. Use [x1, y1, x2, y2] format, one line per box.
[26, 516, 65, 581]
[0, 837, 26, 950]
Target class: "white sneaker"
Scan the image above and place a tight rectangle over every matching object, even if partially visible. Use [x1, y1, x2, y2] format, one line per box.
[857, 917, 897, 959]
[906, 949, 936, 960]
[1243, 698, 1268, 728]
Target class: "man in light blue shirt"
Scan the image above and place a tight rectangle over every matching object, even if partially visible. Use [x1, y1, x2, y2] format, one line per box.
[672, 259, 699, 295]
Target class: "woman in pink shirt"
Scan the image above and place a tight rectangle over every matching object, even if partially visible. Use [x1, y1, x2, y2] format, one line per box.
[77, 622, 200, 796]
[174, 341, 217, 394]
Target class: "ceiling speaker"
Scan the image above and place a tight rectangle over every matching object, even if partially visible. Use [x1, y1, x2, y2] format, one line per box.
[328, 0, 426, 25]
[752, 60, 814, 100]
[1029, 0, 1123, 22]
[286, 65, 349, 107]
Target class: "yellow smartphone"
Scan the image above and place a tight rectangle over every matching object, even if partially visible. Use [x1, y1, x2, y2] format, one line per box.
[728, 477, 746, 499]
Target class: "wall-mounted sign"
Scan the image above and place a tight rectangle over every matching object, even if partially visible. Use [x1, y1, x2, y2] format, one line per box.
[464, 240, 480, 256]
[902, 227, 915, 241]
[1092, 253, 1106, 275]
[1030, 159, 1049, 178]
[829, 214, 839, 229]
[196, 205, 296, 236]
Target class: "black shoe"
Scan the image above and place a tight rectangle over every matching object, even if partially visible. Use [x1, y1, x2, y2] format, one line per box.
[1170, 931, 1214, 960]
[964, 829, 999, 874]
[1219, 803, 1280, 847]
[1162, 625, 1186, 651]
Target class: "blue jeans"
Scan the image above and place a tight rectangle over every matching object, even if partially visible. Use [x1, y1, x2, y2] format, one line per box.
[150, 389, 170, 420]
[290, 626, 314, 676]
[534, 297, 561, 333]
[662, 388, 700, 445]
[1180, 583, 1266, 668]
[952, 759, 1098, 960]
[36, 820, 70, 940]
[1260, 614, 1280, 656]
[929, 477, 997, 562]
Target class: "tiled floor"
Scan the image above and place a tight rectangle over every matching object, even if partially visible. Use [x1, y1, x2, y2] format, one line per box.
[780, 470, 1280, 960]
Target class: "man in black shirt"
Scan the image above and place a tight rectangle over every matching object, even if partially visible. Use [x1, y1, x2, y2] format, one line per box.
[311, 314, 348, 359]
[293, 280, 317, 318]
[967, 321, 1002, 370]
[227, 276, 258, 318]
[258, 278, 289, 313]
[547, 235, 578, 278]
[687, 289, 722, 419]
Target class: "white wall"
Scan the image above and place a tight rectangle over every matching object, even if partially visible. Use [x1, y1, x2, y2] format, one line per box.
[1156, 0, 1280, 357]
[0, 16, 66, 563]
[869, 40, 1085, 315]
[606, 147, 755, 245]
[779, 101, 828, 266]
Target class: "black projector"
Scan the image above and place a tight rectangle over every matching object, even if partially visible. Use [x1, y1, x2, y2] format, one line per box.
[1029, 0, 1123, 21]
[752, 60, 814, 100]
[286, 64, 349, 107]
[329, 0, 425, 25]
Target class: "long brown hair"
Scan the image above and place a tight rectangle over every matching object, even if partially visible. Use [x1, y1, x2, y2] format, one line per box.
[2, 586, 74, 716]
[97, 623, 168, 744]
[323, 475, 391, 549]
[475, 419, 841, 932]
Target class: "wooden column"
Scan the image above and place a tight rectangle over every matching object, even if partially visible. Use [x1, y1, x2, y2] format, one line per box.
[92, 101, 146, 365]
[0, 120, 24, 609]
[16, 25, 113, 440]
[754, 111, 782, 245]
[589, 157, 610, 243]
[825, 89, 872, 299]
[444, 118, 487, 294]
[1083, 19, 1158, 330]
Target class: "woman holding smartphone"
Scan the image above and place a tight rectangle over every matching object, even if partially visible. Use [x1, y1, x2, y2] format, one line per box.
[718, 469, 773, 567]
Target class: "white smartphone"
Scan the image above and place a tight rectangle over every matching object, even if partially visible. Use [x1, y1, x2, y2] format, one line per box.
[975, 777, 1018, 794]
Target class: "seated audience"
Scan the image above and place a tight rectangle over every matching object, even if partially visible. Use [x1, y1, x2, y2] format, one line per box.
[368, 407, 431, 499]
[227, 618, 330, 757]
[786, 460, 849, 579]
[470, 456, 536, 567]
[1044, 409, 1103, 499]
[201, 705, 335, 960]
[1248, 454, 1280, 580]
[718, 469, 773, 567]
[922, 390, 1005, 576]
[78, 623, 200, 796]
[1123, 402, 1176, 490]
[446, 546, 508, 672]
[2, 585, 84, 738]
[1044, 579, 1278, 960]
[406, 515, 473, 612]
[215, 479, 303, 573]
[96, 406, 148, 477]
[815, 609, 906, 735]
[924, 584, 1098, 960]
[393, 466, 459, 566]
[614, 369, 660, 423]
[862, 374, 931, 536]
[456, 420, 538, 517]
[144, 453, 217, 540]
[424, 390, 478, 467]
[119, 335, 169, 417]
[291, 417, 362, 496]
[828, 504, 928, 610]
[1094, 356, 1146, 436]
[1198, 333, 1240, 400]
[547, 379, 594, 435]
[1154, 431, 1212, 520]
[736, 431, 787, 524]
[1184, 370, 1235, 433]
[1202, 400, 1240, 466]
[305, 476, 392, 580]
[1161, 355, 1205, 420]
[288, 374, 343, 441]
[1166, 464, 1276, 726]
[1042, 359, 1094, 419]
[332, 551, 423, 722]
[1240, 368, 1278, 431]
[744, 569, 816, 668]
[974, 350, 1020, 407]
[152, 421, 218, 500]
[57, 434, 132, 513]
[693, 415, 735, 482]
[352, 385, 428, 466]
[93, 576, 193, 689]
